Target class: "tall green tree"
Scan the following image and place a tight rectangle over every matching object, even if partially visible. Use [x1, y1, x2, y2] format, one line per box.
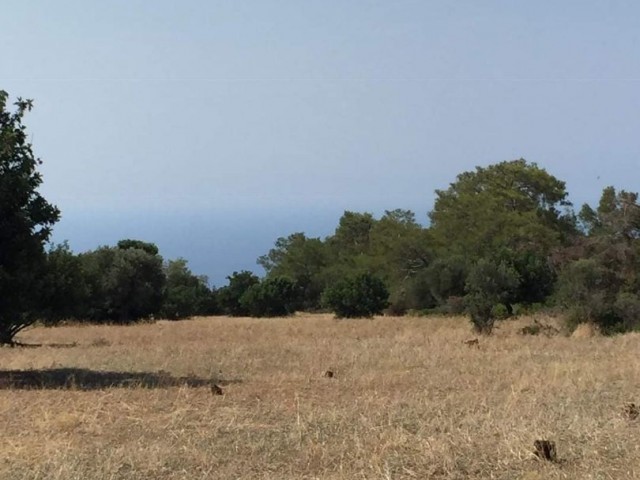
[368, 210, 427, 276]
[161, 258, 216, 319]
[575, 187, 640, 291]
[327, 211, 376, 259]
[367, 210, 433, 311]
[555, 187, 640, 333]
[429, 160, 575, 311]
[429, 159, 575, 258]
[258, 233, 328, 309]
[217, 270, 260, 316]
[0, 91, 60, 344]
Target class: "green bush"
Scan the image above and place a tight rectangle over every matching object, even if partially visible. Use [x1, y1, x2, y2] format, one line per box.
[322, 273, 389, 318]
[491, 303, 510, 320]
[464, 259, 520, 334]
[239, 277, 299, 317]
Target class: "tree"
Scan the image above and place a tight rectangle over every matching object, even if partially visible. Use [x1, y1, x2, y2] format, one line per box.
[423, 256, 468, 306]
[554, 258, 622, 332]
[79, 244, 165, 323]
[327, 211, 376, 259]
[40, 242, 88, 324]
[322, 273, 389, 318]
[428, 160, 575, 311]
[161, 258, 216, 319]
[464, 259, 520, 334]
[554, 187, 640, 333]
[117, 239, 160, 256]
[429, 159, 575, 259]
[579, 186, 640, 239]
[0, 91, 60, 344]
[367, 210, 433, 312]
[239, 276, 299, 317]
[258, 233, 328, 310]
[578, 187, 640, 289]
[217, 271, 260, 316]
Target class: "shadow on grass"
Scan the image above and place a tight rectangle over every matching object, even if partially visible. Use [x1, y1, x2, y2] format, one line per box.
[0, 368, 241, 390]
[8, 342, 79, 349]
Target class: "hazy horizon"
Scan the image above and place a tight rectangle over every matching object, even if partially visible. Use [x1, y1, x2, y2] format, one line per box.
[4, 1, 640, 284]
[48, 175, 596, 287]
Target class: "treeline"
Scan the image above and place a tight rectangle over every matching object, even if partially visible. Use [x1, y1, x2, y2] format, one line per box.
[40, 239, 218, 324]
[3, 90, 640, 342]
[252, 160, 640, 334]
[28, 160, 640, 336]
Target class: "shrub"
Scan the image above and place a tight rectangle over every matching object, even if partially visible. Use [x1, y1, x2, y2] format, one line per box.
[491, 303, 510, 320]
[464, 259, 520, 334]
[322, 273, 389, 318]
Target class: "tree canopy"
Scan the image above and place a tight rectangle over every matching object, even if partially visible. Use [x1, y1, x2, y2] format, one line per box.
[2, 99, 638, 339]
[0, 91, 60, 343]
[429, 159, 575, 258]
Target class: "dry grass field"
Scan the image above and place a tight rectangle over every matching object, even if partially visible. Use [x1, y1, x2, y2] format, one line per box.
[0, 314, 639, 480]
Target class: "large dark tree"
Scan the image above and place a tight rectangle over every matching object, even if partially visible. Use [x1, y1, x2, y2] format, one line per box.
[79, 244, 165, 323]
[0, 91, 60, 344]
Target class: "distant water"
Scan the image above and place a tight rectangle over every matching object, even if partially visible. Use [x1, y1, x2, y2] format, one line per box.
[50, 207, 347, 287]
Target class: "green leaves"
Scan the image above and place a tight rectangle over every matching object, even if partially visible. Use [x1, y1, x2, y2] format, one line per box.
[322, 273, 389, 318]
[80, 245, 166, 322]
[464, 259, 520, 334]
[429, 159, 575, 258]
[0, 91, 60, 343]
[217, 271, 260, 316]
[239, 277, 299, 317]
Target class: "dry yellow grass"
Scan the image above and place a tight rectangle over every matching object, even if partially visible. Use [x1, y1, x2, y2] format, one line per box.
[0, 314, 639, 479]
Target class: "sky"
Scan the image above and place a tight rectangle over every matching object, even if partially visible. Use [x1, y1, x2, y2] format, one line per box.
[3, 1, 640, 285]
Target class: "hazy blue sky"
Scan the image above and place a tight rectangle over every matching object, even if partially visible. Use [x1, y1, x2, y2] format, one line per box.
[3, 1, 640, 284]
